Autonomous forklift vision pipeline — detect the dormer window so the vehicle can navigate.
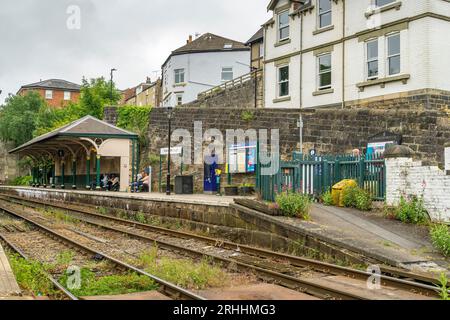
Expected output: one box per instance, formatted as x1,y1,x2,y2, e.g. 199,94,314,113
278,10,290,41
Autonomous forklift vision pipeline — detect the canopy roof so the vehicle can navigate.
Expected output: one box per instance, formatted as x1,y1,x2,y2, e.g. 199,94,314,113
9,115,138,155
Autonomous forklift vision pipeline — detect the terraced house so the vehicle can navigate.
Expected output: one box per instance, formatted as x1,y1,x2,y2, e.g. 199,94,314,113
263,0,450,109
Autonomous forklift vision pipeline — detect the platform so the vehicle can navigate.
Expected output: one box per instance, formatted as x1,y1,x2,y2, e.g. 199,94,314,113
0,243,21,298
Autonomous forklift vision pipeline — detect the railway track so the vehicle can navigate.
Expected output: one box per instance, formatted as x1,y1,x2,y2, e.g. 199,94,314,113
0,193,445,300
0,231,78,300
0,202,205,301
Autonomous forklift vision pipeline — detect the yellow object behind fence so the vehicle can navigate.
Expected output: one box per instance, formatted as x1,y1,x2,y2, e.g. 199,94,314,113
332,179,358,207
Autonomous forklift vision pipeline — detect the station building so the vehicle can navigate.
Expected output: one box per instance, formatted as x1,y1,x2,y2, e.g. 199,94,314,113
8,116,140,192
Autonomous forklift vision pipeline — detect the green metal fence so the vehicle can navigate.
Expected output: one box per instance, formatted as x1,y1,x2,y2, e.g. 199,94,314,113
257,153,386,202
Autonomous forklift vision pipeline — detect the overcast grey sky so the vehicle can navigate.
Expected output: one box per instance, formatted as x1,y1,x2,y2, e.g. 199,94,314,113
0,0,270,104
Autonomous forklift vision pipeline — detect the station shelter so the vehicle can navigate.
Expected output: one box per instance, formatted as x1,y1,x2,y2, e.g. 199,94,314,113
9,116,140,192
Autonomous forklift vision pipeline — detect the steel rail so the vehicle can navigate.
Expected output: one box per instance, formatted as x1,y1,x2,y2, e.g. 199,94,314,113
0,193,443,297
0,204,206,301
0,233,78,300
0,198,364,300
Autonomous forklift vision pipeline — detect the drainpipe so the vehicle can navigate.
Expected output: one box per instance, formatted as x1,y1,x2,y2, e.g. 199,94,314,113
341,0,346,109
300,11,303,109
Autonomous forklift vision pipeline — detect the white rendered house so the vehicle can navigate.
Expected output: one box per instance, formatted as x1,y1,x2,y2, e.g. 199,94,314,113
161,33,251,107
263,0,450,109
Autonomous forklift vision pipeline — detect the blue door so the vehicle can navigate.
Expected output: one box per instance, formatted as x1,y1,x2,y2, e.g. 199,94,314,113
204,155,218,193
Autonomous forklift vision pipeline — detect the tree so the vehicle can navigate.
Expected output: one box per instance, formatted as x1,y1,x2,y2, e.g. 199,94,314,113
79,77,121,119
0,91,46,147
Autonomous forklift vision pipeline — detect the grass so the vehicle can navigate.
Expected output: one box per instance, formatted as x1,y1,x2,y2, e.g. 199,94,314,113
438,273,450,301
7,253,56,297
275,192,312,220
385,196,429,224
321,191,334,206
59,268,158,297
137,245,228,290
430,224,450,257
42,208,80,224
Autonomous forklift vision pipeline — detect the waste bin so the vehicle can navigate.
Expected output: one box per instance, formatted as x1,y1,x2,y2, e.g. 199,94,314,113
175,176,194,195
332,179,357,207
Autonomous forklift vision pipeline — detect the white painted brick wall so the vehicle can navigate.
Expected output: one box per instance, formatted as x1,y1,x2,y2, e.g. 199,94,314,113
386,157,450,222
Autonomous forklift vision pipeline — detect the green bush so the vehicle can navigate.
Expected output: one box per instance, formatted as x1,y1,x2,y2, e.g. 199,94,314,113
321,191,334,206
430,224,450,257
395,196,429,224
275,192,312,220
342,186,372,211
11,176,32,186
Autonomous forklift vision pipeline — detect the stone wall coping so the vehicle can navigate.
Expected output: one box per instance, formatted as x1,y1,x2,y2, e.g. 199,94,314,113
0,186,233,208
384,145,416,159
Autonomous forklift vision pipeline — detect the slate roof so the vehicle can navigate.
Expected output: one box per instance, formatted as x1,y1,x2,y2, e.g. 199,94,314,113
20,79,81,92
163,33,249,66
9,116,138,154
246,28,264,45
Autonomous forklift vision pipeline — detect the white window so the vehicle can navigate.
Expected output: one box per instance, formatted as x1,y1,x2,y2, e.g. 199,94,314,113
176,94,183,106
224,43,233,50
318,53,332,90
259,42,264,58
45,90,53,100
221,67,234,82
174,69,185,84
277,65,289,97
318,0,332,29
387,33,400,75
375,0,395,7
278,11,290,41
366,39,379,80
64,91,71,101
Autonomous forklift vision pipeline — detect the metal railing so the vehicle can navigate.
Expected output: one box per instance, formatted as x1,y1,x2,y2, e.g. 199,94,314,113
198,69,262,99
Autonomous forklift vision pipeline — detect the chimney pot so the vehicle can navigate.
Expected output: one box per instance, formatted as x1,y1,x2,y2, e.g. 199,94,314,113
189,35,193,43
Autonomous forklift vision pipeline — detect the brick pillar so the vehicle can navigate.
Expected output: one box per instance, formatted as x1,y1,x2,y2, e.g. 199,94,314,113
445,142,450,176
384,145,416,206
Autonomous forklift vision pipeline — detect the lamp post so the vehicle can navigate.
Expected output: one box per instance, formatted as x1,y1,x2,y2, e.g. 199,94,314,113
166,106,174,196
110,68,117,103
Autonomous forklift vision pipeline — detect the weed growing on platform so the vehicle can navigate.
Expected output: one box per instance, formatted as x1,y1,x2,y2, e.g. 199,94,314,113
7,253,55,297
342,186,372,211
137,246,228,290
97,206,108,215
430,224,450,257
275,192,312,220
393,196,429,224
438,273,450,300
59,268,158,297
321,191,334,206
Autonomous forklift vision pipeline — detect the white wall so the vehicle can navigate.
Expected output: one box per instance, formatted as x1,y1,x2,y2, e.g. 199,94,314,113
263,0,450,109
162,50,250,107
386,157,450,223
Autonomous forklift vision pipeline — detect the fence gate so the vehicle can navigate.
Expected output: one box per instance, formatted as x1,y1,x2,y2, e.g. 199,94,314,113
257,153,386,202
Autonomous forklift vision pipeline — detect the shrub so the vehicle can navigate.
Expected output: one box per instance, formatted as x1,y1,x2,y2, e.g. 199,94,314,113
342,186,372,211
275,192,312,220
394,196,429,224
430,224,450,257
11,176,32,186
241,110,254,122
321,190,334,206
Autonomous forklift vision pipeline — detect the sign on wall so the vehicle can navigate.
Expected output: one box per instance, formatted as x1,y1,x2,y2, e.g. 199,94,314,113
160,147,183,156
228,142,257,174
367,132,402,156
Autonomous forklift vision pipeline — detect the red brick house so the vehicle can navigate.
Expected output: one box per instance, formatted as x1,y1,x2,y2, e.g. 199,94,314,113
17,79,81,108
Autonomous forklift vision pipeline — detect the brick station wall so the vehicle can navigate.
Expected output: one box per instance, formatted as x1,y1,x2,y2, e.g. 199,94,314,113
386,157,450,222
103,91,450,192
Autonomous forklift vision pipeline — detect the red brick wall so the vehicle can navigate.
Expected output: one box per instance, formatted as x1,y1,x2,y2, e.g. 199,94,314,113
20,88,80,108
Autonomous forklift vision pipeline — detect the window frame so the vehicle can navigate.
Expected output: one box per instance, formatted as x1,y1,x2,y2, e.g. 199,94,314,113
63,91,71,101
366,38,379,80
176,94,183,106
277,65,290,98
318,0,332,29
278,10,290,42
317,53,332,90
174,68,185,84
386,33,401,76
45,90,53,100
221,67,234,82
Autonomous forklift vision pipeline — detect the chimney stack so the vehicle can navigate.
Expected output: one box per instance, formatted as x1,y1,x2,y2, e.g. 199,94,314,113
187,35,193,44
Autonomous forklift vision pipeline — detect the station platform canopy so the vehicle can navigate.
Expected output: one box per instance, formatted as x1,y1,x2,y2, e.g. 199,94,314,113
9,115,140,192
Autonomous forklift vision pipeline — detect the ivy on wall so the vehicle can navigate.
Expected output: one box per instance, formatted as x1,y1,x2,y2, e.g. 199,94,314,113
116,105,152,148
